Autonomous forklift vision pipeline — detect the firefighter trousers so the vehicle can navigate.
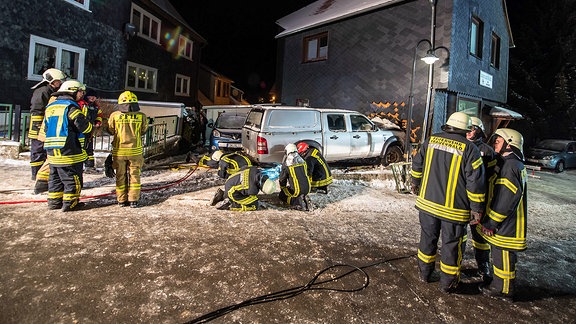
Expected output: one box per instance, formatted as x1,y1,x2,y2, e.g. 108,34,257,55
47,163,84,209
489,246,517,296
30,139,46,180
417,211,467,290
113,155,144,203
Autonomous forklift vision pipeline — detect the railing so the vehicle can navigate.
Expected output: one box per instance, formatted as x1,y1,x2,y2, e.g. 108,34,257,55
93,122,168,159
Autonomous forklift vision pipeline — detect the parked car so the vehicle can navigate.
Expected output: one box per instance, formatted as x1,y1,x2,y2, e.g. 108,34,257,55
242,105,403,165
208,111,248,152
525,139,576,172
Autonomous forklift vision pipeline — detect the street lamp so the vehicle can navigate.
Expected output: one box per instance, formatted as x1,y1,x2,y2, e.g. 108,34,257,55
404,40,450,161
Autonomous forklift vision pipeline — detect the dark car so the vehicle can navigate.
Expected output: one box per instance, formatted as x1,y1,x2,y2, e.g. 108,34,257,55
208,112,248,153
525,139,576,172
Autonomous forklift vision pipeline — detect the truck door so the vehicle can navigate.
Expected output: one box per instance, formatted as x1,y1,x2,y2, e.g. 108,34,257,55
324,113,351,160
349,114,373,158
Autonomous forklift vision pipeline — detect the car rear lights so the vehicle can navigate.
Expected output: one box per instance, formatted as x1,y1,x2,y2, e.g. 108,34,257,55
256,136,268,154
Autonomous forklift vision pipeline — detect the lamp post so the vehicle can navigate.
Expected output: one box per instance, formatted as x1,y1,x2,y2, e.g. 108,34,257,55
404,40,450,161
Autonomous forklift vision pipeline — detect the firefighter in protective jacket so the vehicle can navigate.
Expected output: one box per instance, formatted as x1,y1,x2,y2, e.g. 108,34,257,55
279,143,311,211
29,68,66,180
212,150,253,179
411,112,486,293
108,91,148,208
217,166,277,211
478,128,527,300
297,142,332,194
41,80,92,211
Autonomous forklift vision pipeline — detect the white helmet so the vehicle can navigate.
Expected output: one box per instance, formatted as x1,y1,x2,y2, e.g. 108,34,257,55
211,150,224,162
445,112,473,131
494,128,524,153
261,179,277,194
469,116,485,131
31,68,66,89
285,143,297,154
57,80,86,94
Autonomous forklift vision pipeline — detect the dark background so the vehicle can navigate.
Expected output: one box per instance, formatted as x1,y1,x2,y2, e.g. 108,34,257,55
171,0,576,144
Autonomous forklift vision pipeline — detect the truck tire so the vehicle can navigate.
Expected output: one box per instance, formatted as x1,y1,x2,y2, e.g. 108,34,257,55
382,145,403,166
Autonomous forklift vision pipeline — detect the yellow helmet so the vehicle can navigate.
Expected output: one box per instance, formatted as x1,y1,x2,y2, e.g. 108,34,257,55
261,179,277,194
469,116,485,131
445,112,473,131
58,80,86,93
494,128,524,153
118,91,138,104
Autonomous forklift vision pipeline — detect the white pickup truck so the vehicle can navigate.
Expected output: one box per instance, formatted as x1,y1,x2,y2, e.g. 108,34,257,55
241,105,404,165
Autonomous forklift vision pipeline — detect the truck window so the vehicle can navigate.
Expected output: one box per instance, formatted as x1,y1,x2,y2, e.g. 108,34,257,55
245,110,264,128
350,114,373,131
327,114,346,131
269,110,319,129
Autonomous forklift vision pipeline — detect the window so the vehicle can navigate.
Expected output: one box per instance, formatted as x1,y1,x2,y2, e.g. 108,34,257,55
469,16,483,58
175,74,190,96
131,4,161,43
327,114,346,131
27,35,86,81
64,0,90,11
303,32,328,62
457,98,480,116
490,32,501,69
350,114,373,131
178,36,194,60
126,61,157,92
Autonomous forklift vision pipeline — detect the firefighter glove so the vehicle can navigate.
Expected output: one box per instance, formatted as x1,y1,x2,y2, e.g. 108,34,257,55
470,210,483,225
480,225,494,236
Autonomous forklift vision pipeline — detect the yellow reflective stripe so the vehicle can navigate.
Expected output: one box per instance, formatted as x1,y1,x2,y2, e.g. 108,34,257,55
417,249,436,263
311,176,333,187
488,209,507,222
495,178,518,194
445,154,461,208
483,233,527,250
487,159,497,168
471,156,483,169
420,147,434,197
47,152,87,165
30,160,45,167
410,169,422,178
416,197,470,222
440,261,460,275
472,239,490,251
467,190,485,203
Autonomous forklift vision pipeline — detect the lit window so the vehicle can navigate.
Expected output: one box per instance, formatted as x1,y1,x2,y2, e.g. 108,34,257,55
469,16,483,58
27,35,86,81
64,0,90,11
303,32,328,63
175,74,190,96
178,36,194,60
126,61,157,92
457,98,480,116
131,4,161,44
490,32,501,69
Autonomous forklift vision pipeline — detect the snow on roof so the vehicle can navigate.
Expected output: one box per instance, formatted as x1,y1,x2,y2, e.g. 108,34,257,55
275,0,404,38
490,106,524,119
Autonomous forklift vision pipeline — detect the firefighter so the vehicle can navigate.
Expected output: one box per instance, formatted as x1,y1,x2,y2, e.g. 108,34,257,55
215,166,277,211
465,116,497,283
108,91,149,208
410,112,486,293
279,143,311,211
40,80,92,211
297,142,333,194
78,88,103,173
209,150,253,206
29,68,67,180
478,128,527,301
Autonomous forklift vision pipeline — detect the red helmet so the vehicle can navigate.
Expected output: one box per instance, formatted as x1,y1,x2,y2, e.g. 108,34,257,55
297,142,309,153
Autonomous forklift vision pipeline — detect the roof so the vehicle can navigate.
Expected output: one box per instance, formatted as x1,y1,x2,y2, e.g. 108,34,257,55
151,0,206,43
489,106,523,119
275,0,403,38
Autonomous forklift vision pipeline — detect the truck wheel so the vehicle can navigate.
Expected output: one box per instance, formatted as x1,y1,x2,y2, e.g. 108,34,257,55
382,145,403,166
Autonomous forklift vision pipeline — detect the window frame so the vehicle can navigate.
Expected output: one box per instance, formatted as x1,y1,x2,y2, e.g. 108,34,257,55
469,16,483,59
457,98,481,116
125,61,158,93
131,3,161,44
178,35,194,61
490,32,501,69
175,74,191,96
303,32,328,63
27,34,86,82
63,0,90,11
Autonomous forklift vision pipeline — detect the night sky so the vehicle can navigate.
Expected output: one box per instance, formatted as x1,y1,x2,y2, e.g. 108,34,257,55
170,1,316,102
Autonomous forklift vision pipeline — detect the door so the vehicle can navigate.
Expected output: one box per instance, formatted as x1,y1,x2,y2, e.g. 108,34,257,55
324,113,351,161
349,114,373,158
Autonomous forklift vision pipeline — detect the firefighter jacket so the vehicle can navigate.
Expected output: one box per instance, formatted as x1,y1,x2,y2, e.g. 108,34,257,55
301,147,333,187
411,132,486,223
475,139,497,179
108,110,148,157
78,99,103,125
224,166,262,206
28,83,56,140
478,154,528,251
279,153,311,196
41,97,92,166
218,152,252,179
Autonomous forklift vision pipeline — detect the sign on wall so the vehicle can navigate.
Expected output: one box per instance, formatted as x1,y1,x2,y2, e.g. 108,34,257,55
479,70,493,89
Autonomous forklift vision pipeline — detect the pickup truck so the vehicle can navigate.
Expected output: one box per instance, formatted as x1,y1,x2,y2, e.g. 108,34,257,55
241,105,404,165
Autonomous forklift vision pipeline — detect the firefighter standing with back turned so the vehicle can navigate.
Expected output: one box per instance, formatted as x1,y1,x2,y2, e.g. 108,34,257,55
410,112,486,293
108,91,148,208
41,80,92,212
478,128,527,301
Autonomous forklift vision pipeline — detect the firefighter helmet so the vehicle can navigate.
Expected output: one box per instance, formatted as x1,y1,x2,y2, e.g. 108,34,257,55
118,91,138,104
469,116,485,131
297,142,309,154
58,80,86,94
285,143,297,154
211,150,223,162
494,128,524,153
261,179,277,194
445,112,473,131
43,68,66,83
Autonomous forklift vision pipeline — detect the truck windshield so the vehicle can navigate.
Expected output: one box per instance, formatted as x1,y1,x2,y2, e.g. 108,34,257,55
215,114,247,129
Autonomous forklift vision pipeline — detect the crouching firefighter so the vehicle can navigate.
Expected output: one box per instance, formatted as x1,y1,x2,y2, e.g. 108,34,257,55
41,80,92,211
279,143,311,211
215,166,277,211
